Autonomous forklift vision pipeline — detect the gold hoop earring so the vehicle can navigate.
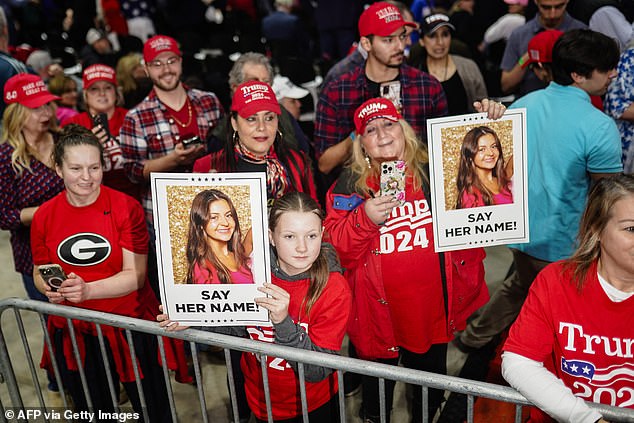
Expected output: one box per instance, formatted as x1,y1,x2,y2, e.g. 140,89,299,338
277,130,283,141
232,131,239,145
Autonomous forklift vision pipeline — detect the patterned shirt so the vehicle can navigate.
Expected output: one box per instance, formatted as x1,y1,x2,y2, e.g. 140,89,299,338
605,47,634,174
314,63,447,158
0,140,64,275
119,87,224,228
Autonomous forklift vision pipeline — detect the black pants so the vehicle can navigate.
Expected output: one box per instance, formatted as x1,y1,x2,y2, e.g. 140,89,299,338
53,329,173,423
361,343,448,423
255,393,340,423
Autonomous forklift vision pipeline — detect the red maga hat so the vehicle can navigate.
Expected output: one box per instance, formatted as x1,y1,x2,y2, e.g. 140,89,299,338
143,35,181,63
358,2,416,37
231,81,281,118
83,64,117,90
3,73,60,108
354,97,402,134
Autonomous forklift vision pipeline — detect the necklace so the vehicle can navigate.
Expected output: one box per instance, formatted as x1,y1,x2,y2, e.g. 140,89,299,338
169,98,192,128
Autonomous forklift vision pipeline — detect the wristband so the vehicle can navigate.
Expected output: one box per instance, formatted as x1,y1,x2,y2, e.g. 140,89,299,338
518,56,527,67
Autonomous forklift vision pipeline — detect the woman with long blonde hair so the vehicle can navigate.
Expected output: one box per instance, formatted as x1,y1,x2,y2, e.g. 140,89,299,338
0,73,64,301
325,97,489,422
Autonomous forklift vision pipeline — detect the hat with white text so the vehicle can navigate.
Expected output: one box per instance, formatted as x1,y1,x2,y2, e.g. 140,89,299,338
83,64,117,89
358,2,416,37
3,73,60,108
231,80,281,118
143,35,181,63
354,97,402,134
420,13,455,36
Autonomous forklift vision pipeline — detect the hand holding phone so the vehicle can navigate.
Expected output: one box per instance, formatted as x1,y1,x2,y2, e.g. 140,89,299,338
181,135,204,149
38,264,67,292
92,112,113,140
380,160,406,205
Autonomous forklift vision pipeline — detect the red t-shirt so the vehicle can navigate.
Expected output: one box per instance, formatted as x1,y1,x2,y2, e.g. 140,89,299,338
377,178,447,353
241,271,351,420
63,108,141,200
31,186,150,316
504,261,634,413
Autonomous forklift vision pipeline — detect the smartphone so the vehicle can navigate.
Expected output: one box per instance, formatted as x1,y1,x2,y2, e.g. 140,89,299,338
38,264,67,292
181,135,204,148
380,81,402,114
380,160,406,205
92,112,112,140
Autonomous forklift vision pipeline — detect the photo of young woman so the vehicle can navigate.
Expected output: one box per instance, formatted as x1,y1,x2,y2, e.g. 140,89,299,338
456,126,514,209
185,189,254,284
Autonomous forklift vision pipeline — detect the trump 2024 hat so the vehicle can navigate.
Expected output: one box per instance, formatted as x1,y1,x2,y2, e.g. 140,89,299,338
231,81,281,118
143,35,181,63
358,2,416,37
3,73,60,108
354,97,402,134
83,64,117,90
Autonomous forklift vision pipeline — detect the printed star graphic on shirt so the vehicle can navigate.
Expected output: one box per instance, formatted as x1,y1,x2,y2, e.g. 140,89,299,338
582,366,591,375
570,364,578,373
563,361,568,369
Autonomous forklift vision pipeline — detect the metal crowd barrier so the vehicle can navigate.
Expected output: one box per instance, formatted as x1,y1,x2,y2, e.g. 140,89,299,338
0,298,632,423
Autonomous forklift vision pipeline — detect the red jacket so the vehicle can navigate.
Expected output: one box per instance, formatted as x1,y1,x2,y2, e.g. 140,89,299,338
324,169,488,360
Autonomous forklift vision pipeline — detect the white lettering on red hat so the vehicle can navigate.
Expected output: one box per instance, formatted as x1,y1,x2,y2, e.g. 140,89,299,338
149,37,174,53
358,101,389,119
5,90,17,101
376,6,401,24
23,80,46,96
241,83,270,95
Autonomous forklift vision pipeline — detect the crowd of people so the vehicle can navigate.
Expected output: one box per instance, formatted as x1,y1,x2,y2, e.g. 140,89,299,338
1,0,634,422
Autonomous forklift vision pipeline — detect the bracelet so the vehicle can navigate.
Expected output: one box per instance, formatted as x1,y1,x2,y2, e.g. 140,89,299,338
518,56,527,67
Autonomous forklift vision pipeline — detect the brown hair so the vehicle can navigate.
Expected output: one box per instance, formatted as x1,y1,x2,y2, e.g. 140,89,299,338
269,191,335,318
566,174,634,289
186,189,248,284
456,126,511,208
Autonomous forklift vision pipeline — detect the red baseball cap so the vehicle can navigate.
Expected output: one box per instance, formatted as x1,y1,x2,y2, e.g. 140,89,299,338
231,81,281,118
354,98,402,134
83,64,117,90
358,2,416,37
143,35,181,63
3,73,60,108
523,29,564,69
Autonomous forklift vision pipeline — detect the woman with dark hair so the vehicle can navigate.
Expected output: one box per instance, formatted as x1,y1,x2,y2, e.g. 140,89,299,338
193,81,316,205
502,174,634,422
456,125,513,209
186,189,253,284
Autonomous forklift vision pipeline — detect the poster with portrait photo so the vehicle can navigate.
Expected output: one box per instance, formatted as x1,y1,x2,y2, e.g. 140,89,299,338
426,109,529,252
151,172,270,326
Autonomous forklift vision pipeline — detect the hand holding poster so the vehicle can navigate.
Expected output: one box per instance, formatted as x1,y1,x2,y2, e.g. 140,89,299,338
151,172,270,326
426,109,529,252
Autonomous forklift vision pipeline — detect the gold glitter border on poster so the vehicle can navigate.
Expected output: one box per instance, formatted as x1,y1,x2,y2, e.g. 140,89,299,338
166,185,252,284
440,120,514,211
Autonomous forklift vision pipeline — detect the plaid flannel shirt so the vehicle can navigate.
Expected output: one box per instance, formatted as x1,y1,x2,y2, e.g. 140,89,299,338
314,63,448,158
119,87,224,227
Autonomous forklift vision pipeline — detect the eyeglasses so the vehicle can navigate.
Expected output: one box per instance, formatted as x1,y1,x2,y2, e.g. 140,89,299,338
146,56,181,69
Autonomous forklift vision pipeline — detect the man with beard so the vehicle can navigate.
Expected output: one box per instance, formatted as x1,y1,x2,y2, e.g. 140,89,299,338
119,34,224,293
314,2,445,178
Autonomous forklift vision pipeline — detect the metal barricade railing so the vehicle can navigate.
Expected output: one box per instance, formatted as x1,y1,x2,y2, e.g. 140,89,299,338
0,297,632,423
